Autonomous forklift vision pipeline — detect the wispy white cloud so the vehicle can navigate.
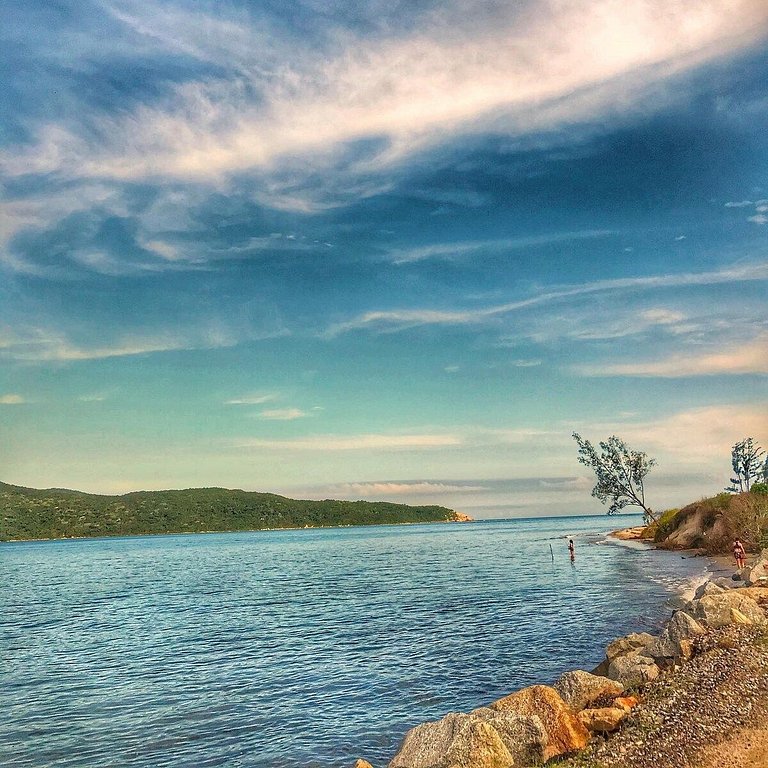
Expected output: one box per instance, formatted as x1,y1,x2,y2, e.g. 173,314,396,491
585,403,768,464
0,393,25,405
0,327,241,362
256,407,308,421
0,184,129,274
511,359,543,368
3,0,766,191
328,481,488,497
724,198,768,225
577,333,768,377
235,433,463,451
326,261,768,336
565,306,693,341
387,230,614,264
225,393,278,405
78,393,108,402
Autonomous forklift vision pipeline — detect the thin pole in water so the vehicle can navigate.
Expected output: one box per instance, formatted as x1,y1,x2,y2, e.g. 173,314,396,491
549,543,554,561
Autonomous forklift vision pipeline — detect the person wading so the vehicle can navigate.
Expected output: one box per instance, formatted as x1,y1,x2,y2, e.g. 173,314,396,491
733,539,746,570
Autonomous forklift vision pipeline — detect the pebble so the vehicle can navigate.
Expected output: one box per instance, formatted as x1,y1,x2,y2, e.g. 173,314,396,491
556,615,768,768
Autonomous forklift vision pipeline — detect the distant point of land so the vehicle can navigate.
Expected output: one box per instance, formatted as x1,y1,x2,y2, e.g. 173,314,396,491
0,481,472,542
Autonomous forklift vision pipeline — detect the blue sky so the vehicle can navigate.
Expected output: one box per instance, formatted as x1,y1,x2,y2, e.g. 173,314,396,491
1,0,767,517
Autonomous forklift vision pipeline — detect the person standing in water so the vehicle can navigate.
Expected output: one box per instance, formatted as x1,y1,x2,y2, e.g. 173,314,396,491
733,539,746,570
568,538,575,560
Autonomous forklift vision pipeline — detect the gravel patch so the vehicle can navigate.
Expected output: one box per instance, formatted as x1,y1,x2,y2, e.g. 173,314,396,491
554,622,768,768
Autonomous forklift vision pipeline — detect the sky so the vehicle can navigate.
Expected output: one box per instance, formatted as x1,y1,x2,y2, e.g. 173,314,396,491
1,0,767,518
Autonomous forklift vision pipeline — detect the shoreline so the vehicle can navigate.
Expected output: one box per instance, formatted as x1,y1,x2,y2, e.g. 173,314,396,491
609,525,752,571
0,515,474,544
365,533,768,768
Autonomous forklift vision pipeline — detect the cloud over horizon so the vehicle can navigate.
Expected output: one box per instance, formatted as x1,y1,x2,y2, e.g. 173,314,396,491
1,0,767,512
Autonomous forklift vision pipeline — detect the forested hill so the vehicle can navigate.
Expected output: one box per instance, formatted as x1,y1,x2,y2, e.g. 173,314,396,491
0,481,465,541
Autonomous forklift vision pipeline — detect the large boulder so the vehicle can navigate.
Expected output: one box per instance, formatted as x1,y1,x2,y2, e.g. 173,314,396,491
692,592,765,628
553,670,624,712
693,581,726,600
471,708,548,766
607,651,660,688
745,550,768,585
577,706,628,734
713,577,742,590
645,611,705,662
732,587,768,602
605,633,656,663
388,712,514,768
489,685,590,760
353,761,375,768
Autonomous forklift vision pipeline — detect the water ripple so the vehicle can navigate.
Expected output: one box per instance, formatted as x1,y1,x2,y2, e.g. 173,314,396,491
1,517,710,767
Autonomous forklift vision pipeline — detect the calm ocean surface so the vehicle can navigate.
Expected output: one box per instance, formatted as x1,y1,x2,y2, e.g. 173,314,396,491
1,516,715,768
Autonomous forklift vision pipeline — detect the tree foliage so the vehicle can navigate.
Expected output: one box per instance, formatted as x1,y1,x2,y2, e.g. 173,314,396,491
572,433,657,522
726,437,765,493
0,482,459,541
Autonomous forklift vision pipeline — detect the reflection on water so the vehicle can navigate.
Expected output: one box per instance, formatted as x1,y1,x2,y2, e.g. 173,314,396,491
0,516,711,767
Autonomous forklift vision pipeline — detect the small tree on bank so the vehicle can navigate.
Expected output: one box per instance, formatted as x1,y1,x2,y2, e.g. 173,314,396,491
572,433,658,523
726,437,765,493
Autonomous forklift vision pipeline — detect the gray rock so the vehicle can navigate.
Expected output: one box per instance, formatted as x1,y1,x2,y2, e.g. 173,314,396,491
388,712,510,768
472,708,548,766
645,611,705,661
745,549,768,585
693,581,726,600
692,591,765,628
388,709,547,768
605,633,656,663
607,651,661,688
553,670,624,712
713,577,741,589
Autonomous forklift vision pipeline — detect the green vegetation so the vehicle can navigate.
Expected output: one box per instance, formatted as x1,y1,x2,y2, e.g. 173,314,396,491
645,507,679,542
572,432,657,522
0,481,462,541
648,487,768,554
725,436,765,493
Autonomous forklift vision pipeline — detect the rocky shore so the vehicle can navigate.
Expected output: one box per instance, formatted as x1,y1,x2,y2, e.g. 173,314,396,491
351,549,768,768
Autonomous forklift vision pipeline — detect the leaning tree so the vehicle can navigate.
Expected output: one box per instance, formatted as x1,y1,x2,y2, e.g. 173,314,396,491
726,437,765,493
572,433,658,523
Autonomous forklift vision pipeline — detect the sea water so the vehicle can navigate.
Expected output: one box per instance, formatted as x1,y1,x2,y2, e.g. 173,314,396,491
0,515,715,767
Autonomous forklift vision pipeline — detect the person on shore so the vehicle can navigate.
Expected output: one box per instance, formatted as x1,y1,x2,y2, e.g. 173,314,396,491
568,538,575,560
733,539,746,570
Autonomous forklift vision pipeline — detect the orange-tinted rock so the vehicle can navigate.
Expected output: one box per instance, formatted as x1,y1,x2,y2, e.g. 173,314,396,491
678,639,695,660
553,670,624,712
489,685,590,760
577,706,627,733
613,695,639,712
353,761,375,768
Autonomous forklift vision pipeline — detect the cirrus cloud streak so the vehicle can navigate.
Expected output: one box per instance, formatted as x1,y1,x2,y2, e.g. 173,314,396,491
3,0,767,188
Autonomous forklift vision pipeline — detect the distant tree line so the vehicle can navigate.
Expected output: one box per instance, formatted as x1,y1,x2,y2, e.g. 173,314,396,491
0,482,460,541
